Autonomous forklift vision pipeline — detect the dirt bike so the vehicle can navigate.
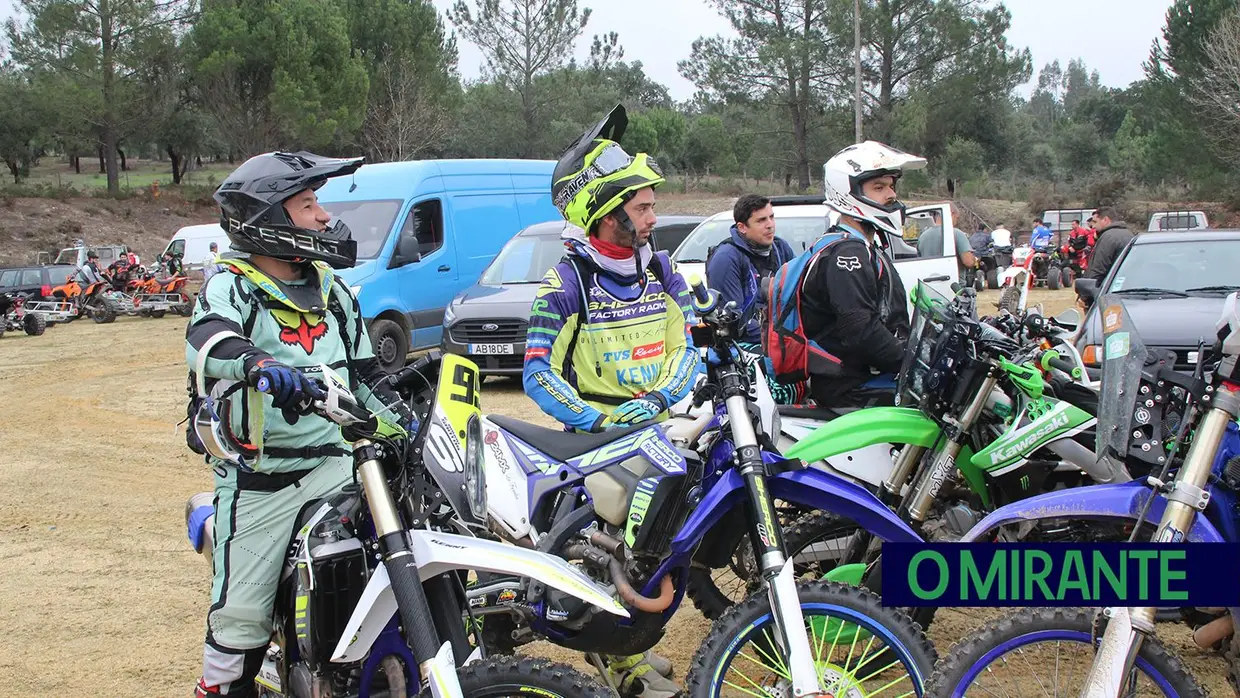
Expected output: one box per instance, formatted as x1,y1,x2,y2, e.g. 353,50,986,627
454,284,937,697
997,244,1058,314
724,283,1129,630
0,292,48,338
925,293,1240,698
183,353,624,697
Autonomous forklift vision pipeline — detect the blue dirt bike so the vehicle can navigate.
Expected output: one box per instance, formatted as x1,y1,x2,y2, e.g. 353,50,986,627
455,284,937,697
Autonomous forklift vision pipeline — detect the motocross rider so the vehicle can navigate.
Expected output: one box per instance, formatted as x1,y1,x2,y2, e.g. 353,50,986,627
523,104,701,697
803,140,925,406
187,151,411,698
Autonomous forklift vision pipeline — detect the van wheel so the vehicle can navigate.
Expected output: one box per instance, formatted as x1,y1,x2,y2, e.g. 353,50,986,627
370,319,408,374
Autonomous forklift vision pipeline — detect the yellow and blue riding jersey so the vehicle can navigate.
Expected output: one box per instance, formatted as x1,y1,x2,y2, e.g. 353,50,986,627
522,250,702,432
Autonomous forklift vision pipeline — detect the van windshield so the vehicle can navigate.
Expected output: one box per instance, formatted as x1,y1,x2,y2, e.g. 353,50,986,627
321,199,403,263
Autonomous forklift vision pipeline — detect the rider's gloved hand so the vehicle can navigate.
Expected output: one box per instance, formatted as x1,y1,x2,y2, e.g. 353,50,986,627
608,393,667,428
343,413,408,443
247,358,325,411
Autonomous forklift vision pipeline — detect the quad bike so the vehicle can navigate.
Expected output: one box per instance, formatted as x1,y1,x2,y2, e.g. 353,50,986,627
0,292,48,338
49,273,118,323
184,355,622,698
996,244,1057,314
1050,235,1092,289
129,270,193,318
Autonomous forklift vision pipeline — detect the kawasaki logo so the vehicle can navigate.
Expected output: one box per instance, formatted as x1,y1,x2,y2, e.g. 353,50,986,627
990,411,1071,465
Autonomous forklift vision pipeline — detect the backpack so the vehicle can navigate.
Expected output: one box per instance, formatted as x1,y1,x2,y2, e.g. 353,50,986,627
763,231,854,383
183,272,358,456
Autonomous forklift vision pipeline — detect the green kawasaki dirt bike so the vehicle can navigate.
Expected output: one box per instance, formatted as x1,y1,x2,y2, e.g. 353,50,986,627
700,283,1133,626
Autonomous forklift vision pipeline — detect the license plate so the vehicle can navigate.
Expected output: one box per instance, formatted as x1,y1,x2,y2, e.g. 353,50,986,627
469,343,514,355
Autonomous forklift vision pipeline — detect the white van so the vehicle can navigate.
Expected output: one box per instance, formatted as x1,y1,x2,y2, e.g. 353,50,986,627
164,224,229,272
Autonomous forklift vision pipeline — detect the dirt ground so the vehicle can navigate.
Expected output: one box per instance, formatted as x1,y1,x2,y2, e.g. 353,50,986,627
0,288,1231,697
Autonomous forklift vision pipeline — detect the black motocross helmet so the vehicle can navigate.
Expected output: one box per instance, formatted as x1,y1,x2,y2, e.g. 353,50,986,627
214,151,364,269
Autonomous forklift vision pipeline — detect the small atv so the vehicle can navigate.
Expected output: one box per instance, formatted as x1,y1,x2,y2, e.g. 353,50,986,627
0,292,49,338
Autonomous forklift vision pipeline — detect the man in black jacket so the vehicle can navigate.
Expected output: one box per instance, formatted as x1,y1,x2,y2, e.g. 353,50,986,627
801,141,927,406
1086,206,1133,282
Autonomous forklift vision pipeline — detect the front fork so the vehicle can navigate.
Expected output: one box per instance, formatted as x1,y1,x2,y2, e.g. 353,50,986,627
1080,384,1240,698
719,364,821,696
355,440,465,698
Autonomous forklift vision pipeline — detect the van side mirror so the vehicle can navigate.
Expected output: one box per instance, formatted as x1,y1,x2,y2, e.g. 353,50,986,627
390,234,422,269
1074,278,1098,305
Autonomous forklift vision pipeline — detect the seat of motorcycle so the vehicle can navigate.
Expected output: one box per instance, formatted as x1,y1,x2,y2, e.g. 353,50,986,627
487,415,651,462
776,405,858,421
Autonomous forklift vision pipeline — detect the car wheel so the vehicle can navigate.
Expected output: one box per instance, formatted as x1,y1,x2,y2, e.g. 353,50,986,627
370,319,408,374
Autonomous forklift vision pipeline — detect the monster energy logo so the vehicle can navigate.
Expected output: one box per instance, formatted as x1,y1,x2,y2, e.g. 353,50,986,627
1020,474,1030,490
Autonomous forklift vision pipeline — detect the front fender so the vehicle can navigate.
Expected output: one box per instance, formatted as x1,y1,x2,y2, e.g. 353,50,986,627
784,407,940,462
665,467,921,573
331,530,628,663
960,481,1225,543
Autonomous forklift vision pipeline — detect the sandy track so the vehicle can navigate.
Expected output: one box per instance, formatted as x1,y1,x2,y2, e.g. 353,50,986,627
0,290,1229,696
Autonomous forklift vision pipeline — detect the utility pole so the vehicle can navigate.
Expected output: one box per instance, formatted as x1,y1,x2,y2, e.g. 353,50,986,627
854,0,863,143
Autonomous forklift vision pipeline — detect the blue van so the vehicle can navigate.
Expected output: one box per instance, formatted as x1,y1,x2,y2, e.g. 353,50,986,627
318,159,559,372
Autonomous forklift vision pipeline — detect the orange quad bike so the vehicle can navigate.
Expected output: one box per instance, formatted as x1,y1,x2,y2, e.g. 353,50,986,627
50,274,118,324
131,271,193,318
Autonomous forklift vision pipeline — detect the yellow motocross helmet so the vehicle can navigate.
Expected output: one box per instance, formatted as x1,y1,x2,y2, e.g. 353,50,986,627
551,104,666,232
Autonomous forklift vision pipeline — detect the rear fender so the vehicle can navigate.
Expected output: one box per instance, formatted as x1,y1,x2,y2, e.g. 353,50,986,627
960,482,1225,543
331,530,628,663
784,407,939,462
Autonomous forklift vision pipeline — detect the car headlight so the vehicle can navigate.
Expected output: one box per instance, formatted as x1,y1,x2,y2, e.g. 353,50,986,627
463,414,487,521
443,303,458,326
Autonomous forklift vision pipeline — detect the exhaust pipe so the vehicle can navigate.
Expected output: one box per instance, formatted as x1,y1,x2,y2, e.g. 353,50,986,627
185,492,216,568
1193,614,1235,649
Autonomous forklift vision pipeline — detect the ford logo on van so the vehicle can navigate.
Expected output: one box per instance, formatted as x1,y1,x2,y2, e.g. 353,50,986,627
481,323,500,332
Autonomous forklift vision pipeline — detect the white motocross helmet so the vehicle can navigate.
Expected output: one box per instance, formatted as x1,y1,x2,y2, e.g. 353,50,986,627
823,141,927,237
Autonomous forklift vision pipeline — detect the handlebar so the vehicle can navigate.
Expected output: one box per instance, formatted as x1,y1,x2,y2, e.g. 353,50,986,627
1039,350,1083,379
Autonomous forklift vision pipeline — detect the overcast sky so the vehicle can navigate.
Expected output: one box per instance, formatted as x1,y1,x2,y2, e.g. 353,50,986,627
2,0,1173,99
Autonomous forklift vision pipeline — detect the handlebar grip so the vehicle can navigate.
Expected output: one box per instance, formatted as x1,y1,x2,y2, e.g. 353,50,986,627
692,281,711,307
256,376,270,393
1049,356,1082,378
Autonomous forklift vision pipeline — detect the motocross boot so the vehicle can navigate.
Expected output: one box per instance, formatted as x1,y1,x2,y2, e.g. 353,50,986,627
606,653,684,697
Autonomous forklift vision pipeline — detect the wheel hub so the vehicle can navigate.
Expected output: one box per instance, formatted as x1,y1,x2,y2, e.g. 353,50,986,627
377,335,397,364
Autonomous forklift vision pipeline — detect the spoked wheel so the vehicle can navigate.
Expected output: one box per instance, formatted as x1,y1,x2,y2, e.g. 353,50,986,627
686,505,854,620
926,608,1206,698
423,655,612,697
688,582,937,698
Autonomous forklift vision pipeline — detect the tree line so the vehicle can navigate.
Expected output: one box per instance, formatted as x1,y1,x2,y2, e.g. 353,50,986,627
1,0,1238,205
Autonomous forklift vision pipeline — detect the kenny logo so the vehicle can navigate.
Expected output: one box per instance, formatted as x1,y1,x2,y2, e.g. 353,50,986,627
989,411,1072,465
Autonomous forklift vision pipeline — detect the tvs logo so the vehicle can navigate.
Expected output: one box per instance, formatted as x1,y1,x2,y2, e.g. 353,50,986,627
633,341,664,360
277,315,329,353
481,322,499,332
836,256,862,272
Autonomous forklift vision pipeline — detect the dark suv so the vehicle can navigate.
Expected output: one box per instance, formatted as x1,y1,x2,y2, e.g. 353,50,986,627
0,265,81,299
